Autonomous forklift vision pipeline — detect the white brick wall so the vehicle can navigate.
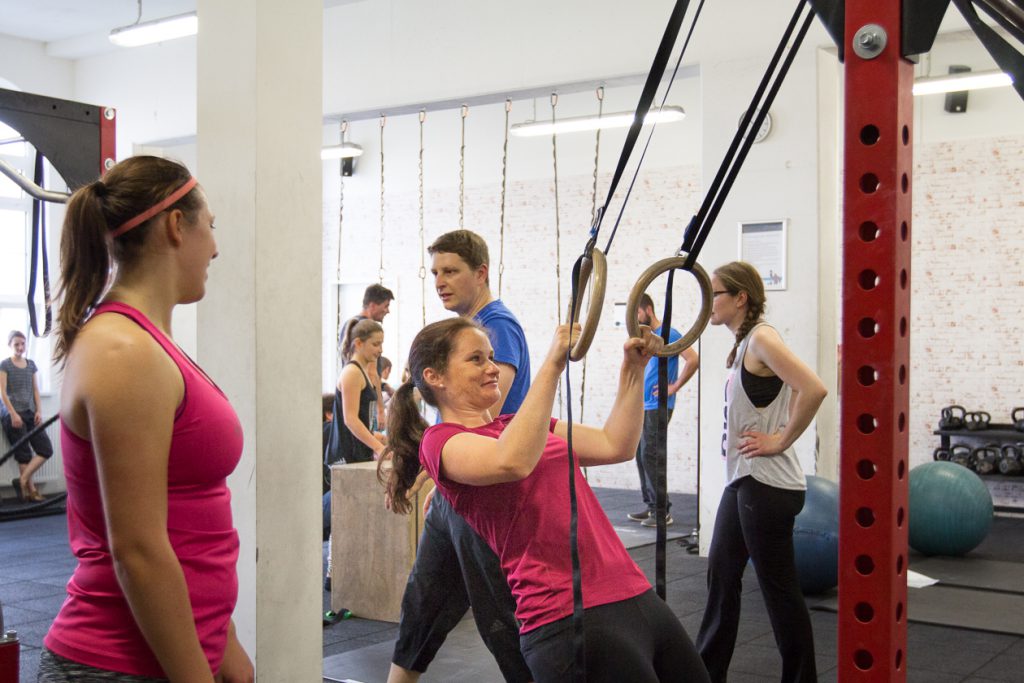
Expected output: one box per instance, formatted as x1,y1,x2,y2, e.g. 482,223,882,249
910,135,1024,466
323,128,1024,495
326,163,706,494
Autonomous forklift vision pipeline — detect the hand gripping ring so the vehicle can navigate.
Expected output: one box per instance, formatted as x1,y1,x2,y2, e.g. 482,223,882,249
625,255,713,357
566,248,607,362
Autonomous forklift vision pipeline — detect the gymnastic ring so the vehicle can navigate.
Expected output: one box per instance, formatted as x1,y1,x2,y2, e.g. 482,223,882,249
567,248,607,362
625,255,712,358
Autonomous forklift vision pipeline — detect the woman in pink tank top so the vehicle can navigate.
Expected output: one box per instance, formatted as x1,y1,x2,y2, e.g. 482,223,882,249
40,157,253,682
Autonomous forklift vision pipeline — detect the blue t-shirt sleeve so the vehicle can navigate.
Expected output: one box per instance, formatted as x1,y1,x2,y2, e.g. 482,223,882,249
487,316,527,372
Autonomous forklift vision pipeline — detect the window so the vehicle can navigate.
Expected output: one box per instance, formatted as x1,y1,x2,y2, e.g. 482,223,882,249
0,120,53,393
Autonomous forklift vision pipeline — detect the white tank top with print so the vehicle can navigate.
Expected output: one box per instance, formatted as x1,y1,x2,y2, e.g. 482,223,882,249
721,322,806,490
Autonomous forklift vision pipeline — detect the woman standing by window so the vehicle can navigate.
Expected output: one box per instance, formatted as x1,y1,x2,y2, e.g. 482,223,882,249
1,329,54,501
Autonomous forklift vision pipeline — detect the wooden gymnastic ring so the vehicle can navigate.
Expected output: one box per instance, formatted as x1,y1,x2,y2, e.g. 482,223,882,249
567,248,607,362
625,256,712,357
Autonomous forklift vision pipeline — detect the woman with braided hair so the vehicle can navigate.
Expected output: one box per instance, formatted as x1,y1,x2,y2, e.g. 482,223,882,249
695,261,827,683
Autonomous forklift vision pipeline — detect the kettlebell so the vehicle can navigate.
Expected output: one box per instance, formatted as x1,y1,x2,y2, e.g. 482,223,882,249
964,410,991,431
933,446,951,461
939,405,967,430
1012,407,1024,432
999,444,1022,475
971,444,1000,475
949,444,973,468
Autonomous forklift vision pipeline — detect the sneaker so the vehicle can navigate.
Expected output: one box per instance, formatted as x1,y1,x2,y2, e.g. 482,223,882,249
627,509,652,522
323,608,352,626
642,514,673,528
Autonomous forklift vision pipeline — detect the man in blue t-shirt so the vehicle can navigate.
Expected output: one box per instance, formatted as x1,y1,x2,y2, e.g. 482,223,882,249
428,231,530,413
389,230,533,683
627,292,699,527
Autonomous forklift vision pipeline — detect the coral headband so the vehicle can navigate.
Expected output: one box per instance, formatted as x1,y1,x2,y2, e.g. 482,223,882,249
109,177,198,239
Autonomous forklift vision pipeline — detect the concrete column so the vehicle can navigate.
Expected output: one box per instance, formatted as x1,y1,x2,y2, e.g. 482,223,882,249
196,0,323,679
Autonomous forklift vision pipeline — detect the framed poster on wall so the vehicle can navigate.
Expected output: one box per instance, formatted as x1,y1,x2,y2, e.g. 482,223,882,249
739,219,787,291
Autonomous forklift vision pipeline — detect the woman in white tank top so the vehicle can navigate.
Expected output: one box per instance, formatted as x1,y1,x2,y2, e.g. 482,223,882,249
695,261,827,683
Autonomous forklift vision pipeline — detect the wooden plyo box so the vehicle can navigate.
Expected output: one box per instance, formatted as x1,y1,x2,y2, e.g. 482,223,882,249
330,461,432,622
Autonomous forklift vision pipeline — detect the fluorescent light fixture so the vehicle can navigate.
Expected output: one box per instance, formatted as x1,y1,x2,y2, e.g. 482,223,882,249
320,142,364,160
510,105,686,137
913,70,1012,96
110,12,198,47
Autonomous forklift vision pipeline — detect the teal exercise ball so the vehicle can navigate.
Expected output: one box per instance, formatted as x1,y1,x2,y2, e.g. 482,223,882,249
792,475,840,594
909,461,993,556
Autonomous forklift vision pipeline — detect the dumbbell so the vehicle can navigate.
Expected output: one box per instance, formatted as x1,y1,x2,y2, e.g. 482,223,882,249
999,444,1022,475
1012,408,1024,433
939,405,967,430
970,444,1000,475
949,444,973,468
964,411,991,431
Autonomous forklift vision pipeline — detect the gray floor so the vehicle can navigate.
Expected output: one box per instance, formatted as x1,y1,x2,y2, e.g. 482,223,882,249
3,488,1023,682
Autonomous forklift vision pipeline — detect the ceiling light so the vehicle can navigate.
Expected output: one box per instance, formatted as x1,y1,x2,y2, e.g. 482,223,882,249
320,142,364,160
510,105,686,137
913,70,1012,96
110,12,198,47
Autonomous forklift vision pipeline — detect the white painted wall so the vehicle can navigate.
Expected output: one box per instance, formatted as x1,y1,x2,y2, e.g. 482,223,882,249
0,33,74,97
73,38,197,158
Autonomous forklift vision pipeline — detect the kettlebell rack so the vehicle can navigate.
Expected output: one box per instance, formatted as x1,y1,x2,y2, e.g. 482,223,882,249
934,406,1024,512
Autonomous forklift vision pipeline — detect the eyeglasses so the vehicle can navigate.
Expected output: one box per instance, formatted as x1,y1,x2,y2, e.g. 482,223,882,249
712,290,732,297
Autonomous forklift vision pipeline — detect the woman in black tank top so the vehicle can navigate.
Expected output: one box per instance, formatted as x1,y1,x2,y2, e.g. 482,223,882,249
324,319,387,590
327,319,386,465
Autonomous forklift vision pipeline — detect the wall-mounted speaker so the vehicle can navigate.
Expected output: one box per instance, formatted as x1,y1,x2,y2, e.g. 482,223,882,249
944,65,971,114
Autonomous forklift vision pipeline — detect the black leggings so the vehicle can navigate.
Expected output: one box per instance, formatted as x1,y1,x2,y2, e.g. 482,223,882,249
520,590,709,683
696,476,816,683
391,492,531,682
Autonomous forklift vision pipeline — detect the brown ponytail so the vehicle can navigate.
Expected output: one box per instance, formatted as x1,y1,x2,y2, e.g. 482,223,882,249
377,382,429,514
377,316,484,514
714,261,767,368
54,156,201,364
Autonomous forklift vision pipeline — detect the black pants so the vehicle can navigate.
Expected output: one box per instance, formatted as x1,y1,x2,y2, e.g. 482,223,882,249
636,408,673,513
696,476,816,683
2,410,53,464
391,491,532,683
520,589,709,683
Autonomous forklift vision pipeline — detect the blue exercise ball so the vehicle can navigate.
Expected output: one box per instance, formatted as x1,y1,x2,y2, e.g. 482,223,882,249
909,461,992,556
792,475,840,594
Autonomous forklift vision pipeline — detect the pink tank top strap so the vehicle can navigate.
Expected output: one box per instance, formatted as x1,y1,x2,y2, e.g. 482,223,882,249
91,301,206,376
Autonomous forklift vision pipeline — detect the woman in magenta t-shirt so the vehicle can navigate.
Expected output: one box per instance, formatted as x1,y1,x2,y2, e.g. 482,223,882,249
382,317,709,683
41,157,252,682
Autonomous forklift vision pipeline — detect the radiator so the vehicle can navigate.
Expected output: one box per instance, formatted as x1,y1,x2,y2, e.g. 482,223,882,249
0,415,65,495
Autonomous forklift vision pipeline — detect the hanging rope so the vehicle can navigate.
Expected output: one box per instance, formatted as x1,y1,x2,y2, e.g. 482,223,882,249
459,104,468,229
378,113,386,284
579,86,604,423
498,99,511,298
590,87,605,226
418,109,427,328
335,120,348,355
560,3,699,679
551,92,564,418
